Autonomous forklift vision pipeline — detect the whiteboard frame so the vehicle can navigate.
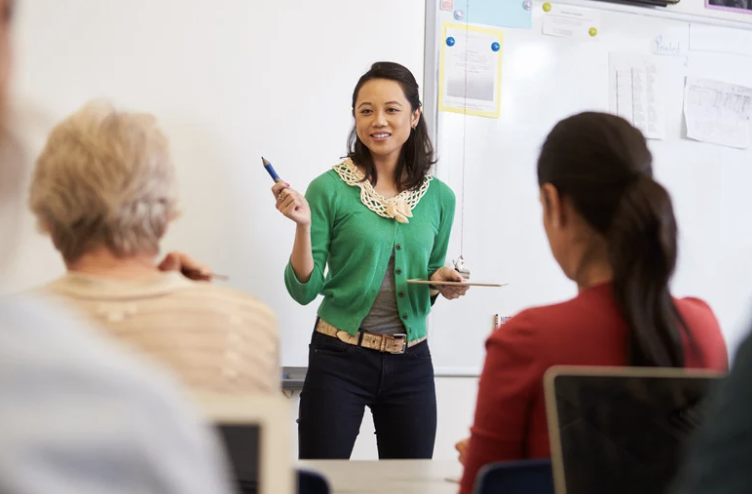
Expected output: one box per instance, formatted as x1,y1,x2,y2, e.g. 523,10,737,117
422,0,752,377
424,0,441,163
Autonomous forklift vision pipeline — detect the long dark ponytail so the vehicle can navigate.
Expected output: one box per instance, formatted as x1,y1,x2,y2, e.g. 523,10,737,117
538,112,690,367
347,61,435,192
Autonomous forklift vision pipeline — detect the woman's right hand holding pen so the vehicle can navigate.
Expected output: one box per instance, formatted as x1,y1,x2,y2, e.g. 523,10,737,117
272,182,314,283
272,182,311,226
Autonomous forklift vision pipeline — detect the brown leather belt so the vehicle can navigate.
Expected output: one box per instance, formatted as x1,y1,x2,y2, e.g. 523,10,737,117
315,319,426,355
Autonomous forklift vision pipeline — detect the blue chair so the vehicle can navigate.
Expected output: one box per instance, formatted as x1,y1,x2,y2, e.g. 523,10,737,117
473,459,554,494
297,469,330,494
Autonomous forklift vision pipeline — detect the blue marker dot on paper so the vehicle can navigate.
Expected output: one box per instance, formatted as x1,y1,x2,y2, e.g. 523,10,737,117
491,42,500,52
446,36,456,47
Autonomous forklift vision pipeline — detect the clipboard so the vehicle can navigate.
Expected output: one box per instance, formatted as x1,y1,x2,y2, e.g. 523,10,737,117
407,280,506,288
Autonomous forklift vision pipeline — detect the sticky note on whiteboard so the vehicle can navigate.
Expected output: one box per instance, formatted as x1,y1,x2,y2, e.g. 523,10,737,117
453,0,533,30
542,4,601,39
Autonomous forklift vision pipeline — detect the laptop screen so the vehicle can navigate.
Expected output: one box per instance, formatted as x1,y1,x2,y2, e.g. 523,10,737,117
215,424,261,494
550,372,722,494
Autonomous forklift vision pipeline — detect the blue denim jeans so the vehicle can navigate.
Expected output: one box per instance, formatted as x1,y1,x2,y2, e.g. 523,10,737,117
298,329,437,459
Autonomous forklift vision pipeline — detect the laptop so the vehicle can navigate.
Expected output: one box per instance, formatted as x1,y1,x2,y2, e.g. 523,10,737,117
544,366,724,494
193,394,294,494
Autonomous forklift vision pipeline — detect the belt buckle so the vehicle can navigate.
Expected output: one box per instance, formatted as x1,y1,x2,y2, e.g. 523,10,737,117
386,333,407,355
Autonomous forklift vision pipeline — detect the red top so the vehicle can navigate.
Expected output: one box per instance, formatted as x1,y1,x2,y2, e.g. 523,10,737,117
459,283,728,494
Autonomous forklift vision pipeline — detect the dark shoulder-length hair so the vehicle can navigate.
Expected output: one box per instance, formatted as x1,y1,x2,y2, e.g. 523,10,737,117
347,61,435,192
538,112,692,368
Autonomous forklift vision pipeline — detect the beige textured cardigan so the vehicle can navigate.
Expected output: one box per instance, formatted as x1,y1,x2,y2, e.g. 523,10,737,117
41,271,279,394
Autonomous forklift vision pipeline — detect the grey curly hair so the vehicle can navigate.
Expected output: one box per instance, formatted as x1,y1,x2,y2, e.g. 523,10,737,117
29,101,179,262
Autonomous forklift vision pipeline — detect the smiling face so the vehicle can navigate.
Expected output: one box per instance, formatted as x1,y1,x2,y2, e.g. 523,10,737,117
354,78,420,164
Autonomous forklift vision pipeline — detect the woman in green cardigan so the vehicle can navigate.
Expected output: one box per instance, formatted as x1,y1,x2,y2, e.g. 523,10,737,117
272,61,467,459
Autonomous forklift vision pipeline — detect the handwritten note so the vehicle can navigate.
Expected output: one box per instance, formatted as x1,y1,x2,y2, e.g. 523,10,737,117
653,34,685,57
609,53,665,140
684,78,752,149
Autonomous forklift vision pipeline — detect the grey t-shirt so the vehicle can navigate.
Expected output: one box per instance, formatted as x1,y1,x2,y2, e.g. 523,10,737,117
360,254,405,335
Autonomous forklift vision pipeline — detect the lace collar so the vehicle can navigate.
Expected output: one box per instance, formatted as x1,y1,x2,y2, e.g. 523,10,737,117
333,158,432,223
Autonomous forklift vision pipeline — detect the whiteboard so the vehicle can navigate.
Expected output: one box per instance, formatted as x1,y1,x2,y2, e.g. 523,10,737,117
7,0,426,368
424,0,752,374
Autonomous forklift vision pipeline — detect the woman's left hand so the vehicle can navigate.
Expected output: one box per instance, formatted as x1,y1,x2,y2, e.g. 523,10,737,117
455,437,470,465
430,266,469,300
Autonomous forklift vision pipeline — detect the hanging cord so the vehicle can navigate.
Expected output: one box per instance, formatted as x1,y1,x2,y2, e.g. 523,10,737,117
460,0,470,261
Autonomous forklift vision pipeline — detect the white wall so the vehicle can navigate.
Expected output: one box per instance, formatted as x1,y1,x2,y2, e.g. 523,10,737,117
6,0,426,370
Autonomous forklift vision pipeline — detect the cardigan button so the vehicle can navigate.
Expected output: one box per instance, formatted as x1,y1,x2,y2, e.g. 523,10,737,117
402,314,408,320
396,244,402,250
398,291,405,297
396,269,402,275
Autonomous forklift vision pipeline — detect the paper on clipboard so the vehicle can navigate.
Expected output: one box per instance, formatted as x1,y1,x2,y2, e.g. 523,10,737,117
407,280,505,288
439,23,504,119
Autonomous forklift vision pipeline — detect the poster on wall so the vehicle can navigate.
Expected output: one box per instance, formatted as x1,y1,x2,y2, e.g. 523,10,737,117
438,23,504,119
706,0,752,15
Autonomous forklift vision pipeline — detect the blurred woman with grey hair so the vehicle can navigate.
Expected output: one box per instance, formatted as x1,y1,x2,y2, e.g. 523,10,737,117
31,101,279,395
0,2,235,493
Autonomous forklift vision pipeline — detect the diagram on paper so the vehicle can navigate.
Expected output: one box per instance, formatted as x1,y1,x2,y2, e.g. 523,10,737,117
608,53,665,140
683,77,752,149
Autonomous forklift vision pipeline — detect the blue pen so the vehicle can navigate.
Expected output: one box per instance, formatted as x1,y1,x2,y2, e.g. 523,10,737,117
262,157,284,183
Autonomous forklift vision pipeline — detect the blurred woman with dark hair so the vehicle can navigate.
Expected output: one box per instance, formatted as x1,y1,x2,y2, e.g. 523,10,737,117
457,112,728,494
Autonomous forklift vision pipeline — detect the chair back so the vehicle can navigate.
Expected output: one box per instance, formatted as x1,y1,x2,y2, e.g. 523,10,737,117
297,469,330,494
473,459,554,494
